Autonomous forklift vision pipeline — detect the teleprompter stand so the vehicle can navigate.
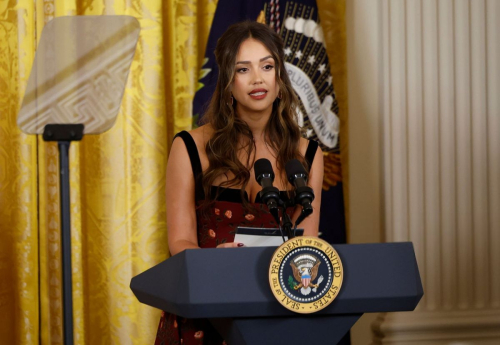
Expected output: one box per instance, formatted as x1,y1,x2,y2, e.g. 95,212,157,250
131,242,423,344
17,16,141,344
42,124,84,345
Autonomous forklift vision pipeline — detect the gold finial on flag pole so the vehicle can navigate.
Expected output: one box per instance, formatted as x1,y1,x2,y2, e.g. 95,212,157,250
256,10,266,24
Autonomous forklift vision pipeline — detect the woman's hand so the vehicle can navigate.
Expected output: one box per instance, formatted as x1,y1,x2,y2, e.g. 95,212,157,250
216,242,245,248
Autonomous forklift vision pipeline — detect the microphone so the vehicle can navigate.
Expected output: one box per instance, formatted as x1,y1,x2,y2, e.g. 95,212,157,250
254,158,281,224
285,159,315,226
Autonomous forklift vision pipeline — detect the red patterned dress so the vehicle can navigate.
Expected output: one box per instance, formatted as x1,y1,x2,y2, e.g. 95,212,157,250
154,131,318,345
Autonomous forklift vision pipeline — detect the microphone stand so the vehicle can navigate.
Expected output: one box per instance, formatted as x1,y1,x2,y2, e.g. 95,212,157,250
280,200,296,240
270,207,286,243
281,210,294,240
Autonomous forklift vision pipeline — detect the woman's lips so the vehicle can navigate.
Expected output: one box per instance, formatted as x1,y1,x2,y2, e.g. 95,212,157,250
249,89,268,100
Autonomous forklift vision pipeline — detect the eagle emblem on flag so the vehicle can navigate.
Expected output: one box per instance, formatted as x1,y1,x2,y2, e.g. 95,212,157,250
290,254,324,296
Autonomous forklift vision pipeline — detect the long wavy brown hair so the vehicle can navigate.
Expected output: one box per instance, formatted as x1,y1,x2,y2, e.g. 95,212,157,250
201,21,306,208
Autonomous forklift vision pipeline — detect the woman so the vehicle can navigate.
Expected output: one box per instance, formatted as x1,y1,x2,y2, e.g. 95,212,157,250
155,21,324,344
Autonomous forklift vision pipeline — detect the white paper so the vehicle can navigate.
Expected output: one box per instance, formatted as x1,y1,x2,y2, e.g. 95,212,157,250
233,233,286,247
234,227,304,247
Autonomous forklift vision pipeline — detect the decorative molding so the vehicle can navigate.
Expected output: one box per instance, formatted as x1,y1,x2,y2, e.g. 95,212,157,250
372,310,500,344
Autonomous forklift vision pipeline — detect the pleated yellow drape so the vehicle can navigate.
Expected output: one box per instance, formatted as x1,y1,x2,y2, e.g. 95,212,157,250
0,1,39,344
0,1,345,344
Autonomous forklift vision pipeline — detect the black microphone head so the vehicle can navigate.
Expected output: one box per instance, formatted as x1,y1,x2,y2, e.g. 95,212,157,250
254,158,275,184
285,159,307,183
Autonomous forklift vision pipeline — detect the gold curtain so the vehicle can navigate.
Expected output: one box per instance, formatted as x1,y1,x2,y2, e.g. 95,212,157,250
0,0,345,344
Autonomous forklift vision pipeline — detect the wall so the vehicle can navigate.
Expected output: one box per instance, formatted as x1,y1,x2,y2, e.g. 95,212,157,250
347,0,500,343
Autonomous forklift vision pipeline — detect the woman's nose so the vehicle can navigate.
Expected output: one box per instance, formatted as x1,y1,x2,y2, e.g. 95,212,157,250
252,70,263,84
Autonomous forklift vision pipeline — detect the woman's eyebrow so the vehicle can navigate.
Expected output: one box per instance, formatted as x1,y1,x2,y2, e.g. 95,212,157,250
235,55,274,65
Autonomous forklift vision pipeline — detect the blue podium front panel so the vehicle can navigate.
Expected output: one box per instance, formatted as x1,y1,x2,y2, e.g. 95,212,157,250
131,242,423,319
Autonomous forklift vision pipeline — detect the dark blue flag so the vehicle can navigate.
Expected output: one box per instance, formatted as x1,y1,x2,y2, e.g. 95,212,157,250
193,0,347,247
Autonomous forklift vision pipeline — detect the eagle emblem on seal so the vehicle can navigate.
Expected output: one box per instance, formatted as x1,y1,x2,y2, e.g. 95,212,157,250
290,254,324,296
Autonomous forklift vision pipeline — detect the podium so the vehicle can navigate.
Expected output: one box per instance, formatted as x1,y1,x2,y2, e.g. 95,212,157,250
131,242,423,344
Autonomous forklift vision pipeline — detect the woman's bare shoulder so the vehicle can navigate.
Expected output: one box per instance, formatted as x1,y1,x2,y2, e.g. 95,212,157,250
181,125,214,168
299,136,323,152
186,124,214,148
299,136,310,154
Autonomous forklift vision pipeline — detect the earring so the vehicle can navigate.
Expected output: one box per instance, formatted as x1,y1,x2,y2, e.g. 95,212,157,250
231,95,234,105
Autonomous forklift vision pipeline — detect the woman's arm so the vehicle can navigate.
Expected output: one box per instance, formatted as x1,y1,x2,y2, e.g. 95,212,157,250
292,145,324,237
166,134,244,254
166,137,200,255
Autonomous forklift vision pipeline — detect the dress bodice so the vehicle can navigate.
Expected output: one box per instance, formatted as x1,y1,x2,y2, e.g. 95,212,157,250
174,130,318,248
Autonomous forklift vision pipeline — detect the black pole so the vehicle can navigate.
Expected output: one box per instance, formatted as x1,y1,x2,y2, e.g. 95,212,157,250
43,124,84,345
58,141,74,345
281,210,294,240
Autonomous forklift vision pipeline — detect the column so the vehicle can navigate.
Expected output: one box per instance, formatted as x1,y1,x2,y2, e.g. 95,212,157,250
372,0,500,343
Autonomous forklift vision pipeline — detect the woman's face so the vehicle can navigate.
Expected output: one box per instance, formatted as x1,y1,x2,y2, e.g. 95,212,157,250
231,38,279,115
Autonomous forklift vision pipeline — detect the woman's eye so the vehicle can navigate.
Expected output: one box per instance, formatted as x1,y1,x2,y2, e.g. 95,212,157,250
236,68,248,73
263,64,274,70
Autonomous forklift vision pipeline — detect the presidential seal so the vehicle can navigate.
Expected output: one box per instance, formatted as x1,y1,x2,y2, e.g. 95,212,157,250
269,236,343,314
